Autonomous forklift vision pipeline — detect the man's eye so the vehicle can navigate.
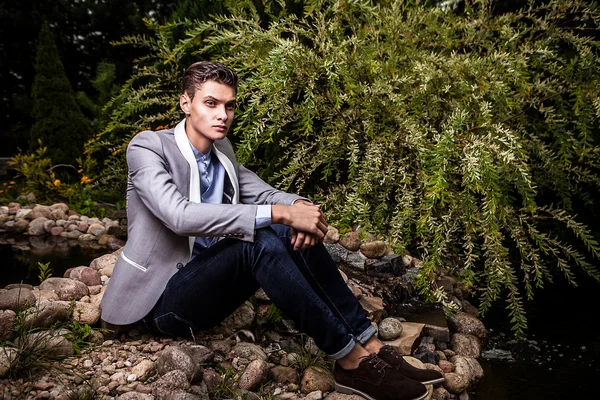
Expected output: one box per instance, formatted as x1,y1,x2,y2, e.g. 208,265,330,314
206,100,215,106
226,104,236,111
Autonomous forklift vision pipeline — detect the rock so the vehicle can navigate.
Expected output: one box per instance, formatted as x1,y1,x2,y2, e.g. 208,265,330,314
450,313,487,342
358,296,383,322
432,386,452,400
156,346,199,381
306,391,323,400
43,219,56,233
271,365,298,384
382,322,426,355
50,226,65,236
0,309,17,341
32,205,52,220
90,253,119,271
15,208,33,220
0,347,18,378
50,203,69,213
72,301,102,325
378,317,404,340
300,366,335,393
88,223,106,236
16,331,74,358
230,342,267,362
188,345,214,365
339,231,361,251
4,283,34,291
13,219,29,233
39,278,89,301
345,252,366,270
77,221,89,232
450,333,482,359
439,360,454,373
444,356,483,394
67,230,83,239
238,359,270,391
23,300,70,329
152,369,190,398
202,369,223,391
324,226,340,244
78,233,96,241
220,301,255,330
0,287,36,311
32,289,60,302
324,393,364,400
359,241,387,259
27,217,49,235
365,254,406,277
116,393,154,400
66,266,102,286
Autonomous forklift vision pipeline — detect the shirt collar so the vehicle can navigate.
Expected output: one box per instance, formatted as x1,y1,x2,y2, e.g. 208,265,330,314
188,140,212,163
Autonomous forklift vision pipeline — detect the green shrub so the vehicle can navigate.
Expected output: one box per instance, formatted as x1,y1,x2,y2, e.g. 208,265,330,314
95,0,600,337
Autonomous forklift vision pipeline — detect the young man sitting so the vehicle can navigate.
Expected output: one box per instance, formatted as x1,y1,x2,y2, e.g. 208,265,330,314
101,61,443,400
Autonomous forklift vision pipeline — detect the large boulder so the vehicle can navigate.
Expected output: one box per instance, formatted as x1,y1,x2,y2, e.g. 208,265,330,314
0,287,36,311
39,278,89,301
27,217,49,235
301,366,335,393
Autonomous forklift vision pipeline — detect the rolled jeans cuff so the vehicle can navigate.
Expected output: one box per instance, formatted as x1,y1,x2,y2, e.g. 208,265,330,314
356,323,377,345
327,324,378,360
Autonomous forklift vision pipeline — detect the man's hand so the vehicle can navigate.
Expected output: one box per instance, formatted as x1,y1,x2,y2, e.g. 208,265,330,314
272,200,328,250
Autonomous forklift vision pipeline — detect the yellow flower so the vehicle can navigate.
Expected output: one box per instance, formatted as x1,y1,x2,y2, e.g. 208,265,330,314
0,190,4,194
53,179,61,187
77,169,83,173
9,181,15,185
80,176,92,185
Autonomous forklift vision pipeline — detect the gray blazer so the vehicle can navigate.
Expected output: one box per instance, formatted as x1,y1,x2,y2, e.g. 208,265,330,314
101,119,304,325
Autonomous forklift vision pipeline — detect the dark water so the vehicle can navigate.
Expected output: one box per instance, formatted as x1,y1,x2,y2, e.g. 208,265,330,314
473,276,600,400
0,235,109,287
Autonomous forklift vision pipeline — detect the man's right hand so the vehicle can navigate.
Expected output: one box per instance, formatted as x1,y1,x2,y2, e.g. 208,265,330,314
272,201,328,241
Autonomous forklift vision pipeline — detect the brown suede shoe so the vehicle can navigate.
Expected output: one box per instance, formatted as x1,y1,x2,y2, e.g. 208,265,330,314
333,353,428,400
377,345,444,385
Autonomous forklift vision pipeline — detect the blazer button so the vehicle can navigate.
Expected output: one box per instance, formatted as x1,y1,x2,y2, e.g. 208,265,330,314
176,262,184,269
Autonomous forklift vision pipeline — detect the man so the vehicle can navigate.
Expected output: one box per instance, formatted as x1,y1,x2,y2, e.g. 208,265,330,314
101,61,442,400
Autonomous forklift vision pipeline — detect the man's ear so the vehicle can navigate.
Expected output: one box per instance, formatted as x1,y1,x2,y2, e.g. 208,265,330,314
180,93,191,115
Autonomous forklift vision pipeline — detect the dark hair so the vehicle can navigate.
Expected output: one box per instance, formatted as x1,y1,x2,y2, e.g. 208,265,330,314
182,61,238,99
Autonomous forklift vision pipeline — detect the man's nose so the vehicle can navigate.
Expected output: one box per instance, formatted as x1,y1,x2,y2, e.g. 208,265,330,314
217,105,228,121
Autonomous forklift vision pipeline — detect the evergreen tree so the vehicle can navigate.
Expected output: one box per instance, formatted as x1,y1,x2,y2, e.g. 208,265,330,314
30,22,90,165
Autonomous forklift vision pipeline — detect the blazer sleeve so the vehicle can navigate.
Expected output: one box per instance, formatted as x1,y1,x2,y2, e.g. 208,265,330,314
237,163,308,206
126,131,257,241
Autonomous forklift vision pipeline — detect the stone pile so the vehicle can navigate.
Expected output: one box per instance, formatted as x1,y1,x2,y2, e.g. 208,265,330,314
0,202,126,249
0,219,487,400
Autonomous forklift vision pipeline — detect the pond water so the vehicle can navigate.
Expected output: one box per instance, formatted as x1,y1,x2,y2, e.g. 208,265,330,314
0,234,109,287
473,274,600,400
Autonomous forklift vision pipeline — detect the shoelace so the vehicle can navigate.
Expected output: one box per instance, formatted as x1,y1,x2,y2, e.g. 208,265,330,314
360,353,390,373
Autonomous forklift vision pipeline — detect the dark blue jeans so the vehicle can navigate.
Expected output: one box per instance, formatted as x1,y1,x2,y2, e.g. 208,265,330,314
144,225,376,359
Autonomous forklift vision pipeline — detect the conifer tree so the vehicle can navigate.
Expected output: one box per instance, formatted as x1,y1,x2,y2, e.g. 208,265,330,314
30,21,90,165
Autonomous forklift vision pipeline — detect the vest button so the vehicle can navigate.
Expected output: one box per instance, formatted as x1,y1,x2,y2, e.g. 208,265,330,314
176,262,184,269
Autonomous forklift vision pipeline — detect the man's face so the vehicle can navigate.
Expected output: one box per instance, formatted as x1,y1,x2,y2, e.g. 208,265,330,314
180,80,236,153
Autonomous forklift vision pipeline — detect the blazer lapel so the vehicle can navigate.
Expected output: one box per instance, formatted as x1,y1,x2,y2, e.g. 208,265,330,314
212,146,239,204
174,119,199,256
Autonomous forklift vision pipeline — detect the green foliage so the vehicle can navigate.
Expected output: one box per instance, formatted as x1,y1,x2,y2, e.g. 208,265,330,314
95,0,600,337
289,334,331,374
30,22,91,166
65,319,94,355
37,261,53,282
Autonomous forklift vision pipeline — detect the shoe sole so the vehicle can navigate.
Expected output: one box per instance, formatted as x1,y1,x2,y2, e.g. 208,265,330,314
334,383,428,400
421,377,445,385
